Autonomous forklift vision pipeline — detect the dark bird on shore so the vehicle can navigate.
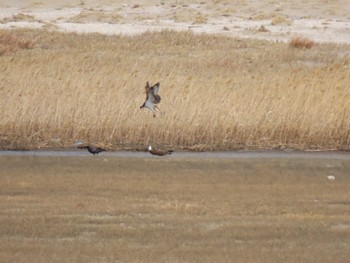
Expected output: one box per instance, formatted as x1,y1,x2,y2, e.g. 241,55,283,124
147,145,173,156
75,141,106,155
79,145,106,155
140,81,163,117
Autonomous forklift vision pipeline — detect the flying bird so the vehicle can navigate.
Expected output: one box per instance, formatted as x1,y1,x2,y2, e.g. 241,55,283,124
147,145,173,156
74,141,106,155
140,81,163,117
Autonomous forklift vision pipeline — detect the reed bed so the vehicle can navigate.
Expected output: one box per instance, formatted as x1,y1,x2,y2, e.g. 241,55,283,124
0,29,349,150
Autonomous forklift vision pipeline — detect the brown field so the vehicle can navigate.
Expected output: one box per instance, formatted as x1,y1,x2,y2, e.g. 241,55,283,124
0,29,350,151
0,155,349,262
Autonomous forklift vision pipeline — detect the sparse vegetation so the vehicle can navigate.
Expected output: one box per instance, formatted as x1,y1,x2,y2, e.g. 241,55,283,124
68,10,122,23
192,12,208,24
271,15,292,25
250,12,271,20
0,13,36,23
0,29,349,151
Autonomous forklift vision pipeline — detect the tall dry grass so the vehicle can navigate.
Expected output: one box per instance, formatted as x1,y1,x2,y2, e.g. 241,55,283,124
0,29,349,150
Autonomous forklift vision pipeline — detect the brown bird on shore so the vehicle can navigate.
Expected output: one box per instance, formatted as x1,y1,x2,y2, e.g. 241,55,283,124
75,141,106,155
140,81,163,117
147,145,173,156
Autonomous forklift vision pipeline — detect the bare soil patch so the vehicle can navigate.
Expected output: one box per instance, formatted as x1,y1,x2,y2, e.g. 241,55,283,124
0,0,350,43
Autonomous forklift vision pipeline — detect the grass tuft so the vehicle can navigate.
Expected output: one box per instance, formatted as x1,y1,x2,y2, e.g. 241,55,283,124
289,36,316,49
193,12,208,24
0,31,34,55
271,15,292,25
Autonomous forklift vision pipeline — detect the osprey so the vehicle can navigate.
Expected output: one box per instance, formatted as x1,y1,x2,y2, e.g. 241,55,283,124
147,145,173,156
140,81,162,117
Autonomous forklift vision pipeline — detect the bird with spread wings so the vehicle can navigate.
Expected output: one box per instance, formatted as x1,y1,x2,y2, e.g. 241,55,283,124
140,81,163,117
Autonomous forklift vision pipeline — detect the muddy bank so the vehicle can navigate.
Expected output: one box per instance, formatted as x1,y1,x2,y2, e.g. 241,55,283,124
0,154,349,262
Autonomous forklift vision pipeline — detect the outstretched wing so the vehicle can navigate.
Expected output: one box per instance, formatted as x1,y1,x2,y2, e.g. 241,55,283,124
144,81,151,98
150,83,161,104
151,82,160,96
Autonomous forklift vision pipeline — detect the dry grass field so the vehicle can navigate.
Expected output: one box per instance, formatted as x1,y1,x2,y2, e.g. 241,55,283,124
1,29,350,151
0,155,349,262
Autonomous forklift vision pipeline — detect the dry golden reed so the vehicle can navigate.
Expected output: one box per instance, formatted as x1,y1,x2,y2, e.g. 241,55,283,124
0,29,349,151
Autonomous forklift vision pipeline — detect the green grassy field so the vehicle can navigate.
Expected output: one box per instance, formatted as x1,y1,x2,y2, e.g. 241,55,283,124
0,29,350,151
0,155,349,262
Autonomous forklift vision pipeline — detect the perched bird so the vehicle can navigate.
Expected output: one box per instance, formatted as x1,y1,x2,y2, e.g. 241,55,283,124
74,141,106,155
140,81,162,117
79,145,106,155
147,145,173,156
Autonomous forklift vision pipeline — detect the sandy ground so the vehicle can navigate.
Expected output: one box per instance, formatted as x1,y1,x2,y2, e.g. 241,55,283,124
0,0,350,43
